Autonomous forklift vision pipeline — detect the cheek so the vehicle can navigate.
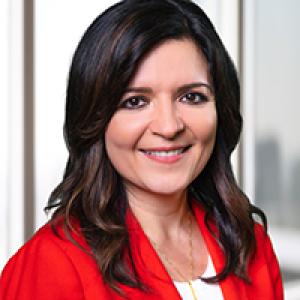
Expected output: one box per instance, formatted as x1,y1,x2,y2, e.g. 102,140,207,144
105,115,137,149
105,120,132,177
189,107,217,145
191,108,217,178
104,114,146,166
203,113,217,144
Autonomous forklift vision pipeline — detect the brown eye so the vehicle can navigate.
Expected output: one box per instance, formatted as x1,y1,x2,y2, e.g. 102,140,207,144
119,96,148,109
180,92,208,104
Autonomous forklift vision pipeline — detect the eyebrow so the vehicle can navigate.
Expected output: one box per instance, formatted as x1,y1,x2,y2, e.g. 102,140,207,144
177,82,214,95
124,82,214,95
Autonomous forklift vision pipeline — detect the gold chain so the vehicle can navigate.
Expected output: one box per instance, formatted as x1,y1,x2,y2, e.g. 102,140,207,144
149,213,198,300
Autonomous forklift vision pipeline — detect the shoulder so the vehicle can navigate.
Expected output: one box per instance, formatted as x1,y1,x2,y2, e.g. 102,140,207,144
253,222,268,246
0,218,99,300
253,222,276,262
3,217,94,273
251,222,279,268
248,222,284,299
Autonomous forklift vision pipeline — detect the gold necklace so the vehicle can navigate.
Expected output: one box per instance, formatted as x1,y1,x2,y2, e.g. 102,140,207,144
149,213,198,300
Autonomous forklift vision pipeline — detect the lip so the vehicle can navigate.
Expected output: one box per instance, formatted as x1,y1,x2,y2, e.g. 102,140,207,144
139,145,191,164
140,145,191,152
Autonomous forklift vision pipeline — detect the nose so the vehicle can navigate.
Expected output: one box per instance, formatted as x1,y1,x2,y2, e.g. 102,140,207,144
149,99,185,139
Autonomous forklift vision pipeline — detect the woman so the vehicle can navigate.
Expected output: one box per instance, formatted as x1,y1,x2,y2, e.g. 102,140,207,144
0,0,283,299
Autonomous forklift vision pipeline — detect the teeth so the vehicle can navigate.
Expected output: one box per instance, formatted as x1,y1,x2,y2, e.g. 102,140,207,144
144,148,184,157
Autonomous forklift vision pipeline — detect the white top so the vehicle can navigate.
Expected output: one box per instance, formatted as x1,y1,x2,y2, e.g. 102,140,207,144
174,255,224,300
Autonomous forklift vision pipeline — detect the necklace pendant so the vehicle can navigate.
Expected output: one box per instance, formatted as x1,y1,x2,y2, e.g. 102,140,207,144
188,281,198,300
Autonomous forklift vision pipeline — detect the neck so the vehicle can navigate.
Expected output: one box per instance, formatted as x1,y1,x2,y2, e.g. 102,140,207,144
126,187,191,242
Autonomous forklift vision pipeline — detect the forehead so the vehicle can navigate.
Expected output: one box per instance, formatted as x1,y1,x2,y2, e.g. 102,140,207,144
128,38,210,89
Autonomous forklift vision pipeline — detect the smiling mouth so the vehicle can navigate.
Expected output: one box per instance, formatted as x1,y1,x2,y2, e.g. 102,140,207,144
139,145,191,157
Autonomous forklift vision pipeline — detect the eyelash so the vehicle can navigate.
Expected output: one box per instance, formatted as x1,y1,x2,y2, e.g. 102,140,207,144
119,92,209,110
119,96,148,109
180,92,209,104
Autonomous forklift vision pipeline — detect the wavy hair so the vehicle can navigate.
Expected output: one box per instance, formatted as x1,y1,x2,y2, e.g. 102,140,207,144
46,0,266,294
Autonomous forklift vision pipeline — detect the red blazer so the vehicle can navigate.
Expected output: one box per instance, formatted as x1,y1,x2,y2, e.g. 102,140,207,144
0,202,284,299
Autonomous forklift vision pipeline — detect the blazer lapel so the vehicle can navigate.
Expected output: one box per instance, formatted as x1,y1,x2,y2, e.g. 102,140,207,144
126,210,182,299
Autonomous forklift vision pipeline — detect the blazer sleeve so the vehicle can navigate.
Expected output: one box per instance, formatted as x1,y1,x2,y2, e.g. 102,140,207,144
0,231,85,300
254,224,284,300
264,230,284,300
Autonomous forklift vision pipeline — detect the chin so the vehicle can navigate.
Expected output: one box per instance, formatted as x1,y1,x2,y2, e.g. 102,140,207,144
143,182,187,196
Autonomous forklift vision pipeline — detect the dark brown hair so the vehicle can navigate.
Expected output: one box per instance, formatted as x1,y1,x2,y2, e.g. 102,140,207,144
46,0,266,294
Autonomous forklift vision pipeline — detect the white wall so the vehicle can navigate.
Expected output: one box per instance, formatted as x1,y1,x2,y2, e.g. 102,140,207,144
34,0,118,229
0,0,24,269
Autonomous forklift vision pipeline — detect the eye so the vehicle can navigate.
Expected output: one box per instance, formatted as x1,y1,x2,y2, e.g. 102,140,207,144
119,96,148,109
180,92,208,105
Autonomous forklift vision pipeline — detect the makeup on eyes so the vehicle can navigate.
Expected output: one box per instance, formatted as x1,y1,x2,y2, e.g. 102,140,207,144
119,82,214,110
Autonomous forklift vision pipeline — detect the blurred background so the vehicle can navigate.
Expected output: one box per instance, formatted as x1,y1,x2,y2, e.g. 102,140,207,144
1,0,299,298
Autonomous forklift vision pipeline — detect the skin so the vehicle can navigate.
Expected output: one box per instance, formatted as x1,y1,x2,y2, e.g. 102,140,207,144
105,38,217,281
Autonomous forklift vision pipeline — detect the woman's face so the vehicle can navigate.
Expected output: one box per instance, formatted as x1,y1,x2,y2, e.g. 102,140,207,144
105,38,217,198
